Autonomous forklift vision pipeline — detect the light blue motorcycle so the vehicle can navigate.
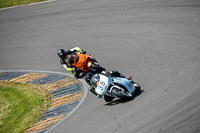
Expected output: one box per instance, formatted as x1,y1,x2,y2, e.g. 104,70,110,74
89,73,141,102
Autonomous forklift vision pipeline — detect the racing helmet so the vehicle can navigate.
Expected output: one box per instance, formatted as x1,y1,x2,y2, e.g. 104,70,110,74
57,49,67,59
85,72,93,83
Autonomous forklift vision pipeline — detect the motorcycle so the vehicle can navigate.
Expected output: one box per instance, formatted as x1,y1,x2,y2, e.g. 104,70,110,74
89,73,141,102
69,52,105,78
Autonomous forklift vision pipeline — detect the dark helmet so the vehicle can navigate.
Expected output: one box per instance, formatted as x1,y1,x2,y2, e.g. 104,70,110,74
85,72,94,83
57,49,67,59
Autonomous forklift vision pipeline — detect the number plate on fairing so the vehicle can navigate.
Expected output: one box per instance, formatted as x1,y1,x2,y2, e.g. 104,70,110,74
95,75,109,95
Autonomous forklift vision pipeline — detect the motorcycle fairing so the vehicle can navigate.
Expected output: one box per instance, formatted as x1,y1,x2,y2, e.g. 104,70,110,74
95,75,110,95
95,75,136,96
112,77,136,94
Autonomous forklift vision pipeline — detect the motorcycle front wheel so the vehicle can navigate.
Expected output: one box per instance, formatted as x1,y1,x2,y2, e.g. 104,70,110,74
111,87,134,100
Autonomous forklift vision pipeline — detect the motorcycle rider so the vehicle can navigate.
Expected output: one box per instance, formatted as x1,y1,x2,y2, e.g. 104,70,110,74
57,47,87,78
85,70,132,102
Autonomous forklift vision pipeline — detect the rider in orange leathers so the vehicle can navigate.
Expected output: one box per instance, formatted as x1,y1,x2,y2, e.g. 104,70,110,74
57,47,104,78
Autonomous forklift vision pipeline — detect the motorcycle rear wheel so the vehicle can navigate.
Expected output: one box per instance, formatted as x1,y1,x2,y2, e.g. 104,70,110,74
133,82,141,94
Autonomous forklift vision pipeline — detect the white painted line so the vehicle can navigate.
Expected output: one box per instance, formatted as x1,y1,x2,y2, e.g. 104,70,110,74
0,0,56,11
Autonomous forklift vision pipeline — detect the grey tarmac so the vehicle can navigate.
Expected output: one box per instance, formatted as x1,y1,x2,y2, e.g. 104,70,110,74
0,0,200,133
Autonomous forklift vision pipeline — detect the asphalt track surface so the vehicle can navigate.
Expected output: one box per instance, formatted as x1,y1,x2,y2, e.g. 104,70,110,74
0,0,200,133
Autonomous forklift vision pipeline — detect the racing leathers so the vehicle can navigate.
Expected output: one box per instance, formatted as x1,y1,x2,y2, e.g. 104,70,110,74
59,47,86,78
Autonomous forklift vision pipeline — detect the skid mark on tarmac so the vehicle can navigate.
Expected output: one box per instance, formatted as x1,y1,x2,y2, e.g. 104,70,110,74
0,72,83,133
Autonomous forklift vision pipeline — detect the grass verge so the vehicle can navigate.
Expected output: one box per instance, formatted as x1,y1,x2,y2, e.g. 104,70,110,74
0,81,51,133
0,0,47,8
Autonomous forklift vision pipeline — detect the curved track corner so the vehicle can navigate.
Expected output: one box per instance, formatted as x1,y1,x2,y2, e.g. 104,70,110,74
0,70,88,133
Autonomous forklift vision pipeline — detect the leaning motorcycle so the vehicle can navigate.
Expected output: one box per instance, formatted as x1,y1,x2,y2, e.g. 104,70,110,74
70,52,105,77
89,73,141,102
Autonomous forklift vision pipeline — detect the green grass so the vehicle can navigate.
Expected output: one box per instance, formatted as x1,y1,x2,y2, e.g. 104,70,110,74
0,81,51,133
0,0,47,8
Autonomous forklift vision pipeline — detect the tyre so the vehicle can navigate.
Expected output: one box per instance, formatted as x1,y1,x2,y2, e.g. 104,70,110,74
111,87,134,100
133,83,141,94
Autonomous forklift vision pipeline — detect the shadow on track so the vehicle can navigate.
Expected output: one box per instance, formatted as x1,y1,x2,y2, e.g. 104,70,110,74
105,90,145,106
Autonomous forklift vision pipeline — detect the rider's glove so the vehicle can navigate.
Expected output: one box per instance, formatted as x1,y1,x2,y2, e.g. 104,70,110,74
70,47,81,52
